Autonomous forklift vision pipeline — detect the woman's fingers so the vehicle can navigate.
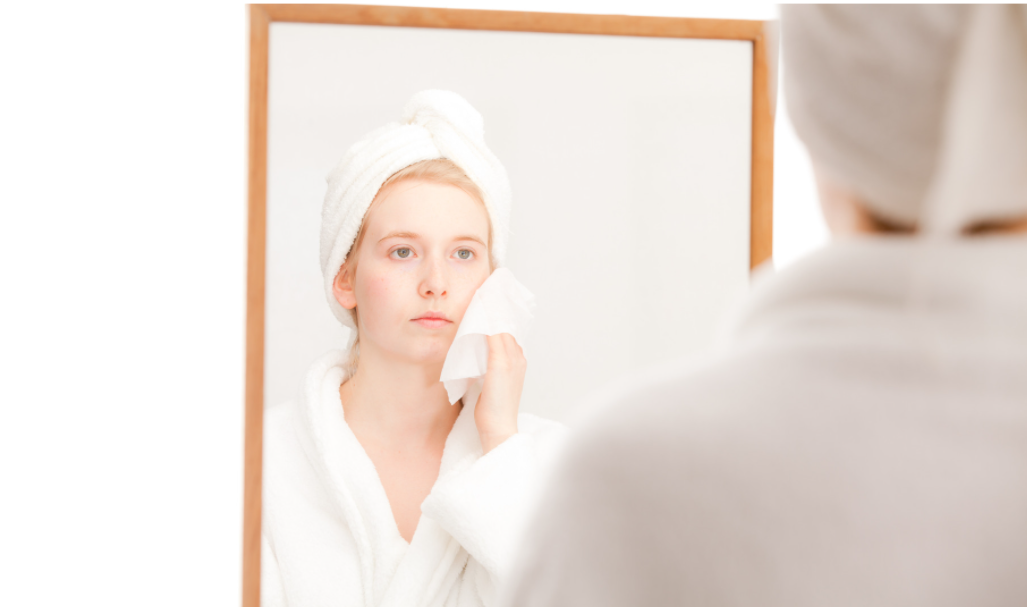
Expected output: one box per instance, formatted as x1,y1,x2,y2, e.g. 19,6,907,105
503,333,523,356
486,333,525,367
476,333,526,453
486,334,503,362
488,332,522,355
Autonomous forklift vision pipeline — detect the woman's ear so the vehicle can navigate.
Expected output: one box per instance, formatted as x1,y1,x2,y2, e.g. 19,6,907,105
333,264,358,310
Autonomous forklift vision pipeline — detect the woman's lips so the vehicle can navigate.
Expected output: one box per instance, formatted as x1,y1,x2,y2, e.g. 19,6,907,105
413,318,451,329
412,312,452,329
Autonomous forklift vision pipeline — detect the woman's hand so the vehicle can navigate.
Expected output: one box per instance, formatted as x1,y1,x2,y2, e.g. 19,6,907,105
474,333,526,454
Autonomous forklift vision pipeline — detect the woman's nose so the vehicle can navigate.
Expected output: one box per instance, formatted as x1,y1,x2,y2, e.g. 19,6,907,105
419,257,448,298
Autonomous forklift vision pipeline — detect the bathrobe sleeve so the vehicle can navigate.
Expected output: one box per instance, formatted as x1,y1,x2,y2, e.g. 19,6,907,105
490,427,647,607
421,417,567,605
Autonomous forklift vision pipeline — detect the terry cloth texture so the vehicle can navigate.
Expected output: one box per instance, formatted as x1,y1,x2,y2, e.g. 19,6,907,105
262,350,568,607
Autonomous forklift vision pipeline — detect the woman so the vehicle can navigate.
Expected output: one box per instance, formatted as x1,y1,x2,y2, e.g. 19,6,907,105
501,6,1027,607
262,90,566,607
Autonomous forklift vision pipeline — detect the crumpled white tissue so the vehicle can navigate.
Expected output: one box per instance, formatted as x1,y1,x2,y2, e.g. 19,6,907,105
439,268,536,406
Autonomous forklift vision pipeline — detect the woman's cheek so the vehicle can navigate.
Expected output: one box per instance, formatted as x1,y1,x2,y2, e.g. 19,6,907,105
364,272,403,313
365,272,394,297
355,266,404,329
454,268,489,319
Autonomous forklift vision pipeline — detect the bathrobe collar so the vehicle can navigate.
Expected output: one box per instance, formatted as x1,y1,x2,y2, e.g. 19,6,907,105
295,350,483,607
724,236,1027,363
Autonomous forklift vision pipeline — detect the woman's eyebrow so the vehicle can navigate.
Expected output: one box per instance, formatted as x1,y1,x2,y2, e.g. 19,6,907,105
453,235,487,247
378,231,419,243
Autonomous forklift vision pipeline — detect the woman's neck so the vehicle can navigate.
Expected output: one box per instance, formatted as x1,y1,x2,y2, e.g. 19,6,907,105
339,345,461,451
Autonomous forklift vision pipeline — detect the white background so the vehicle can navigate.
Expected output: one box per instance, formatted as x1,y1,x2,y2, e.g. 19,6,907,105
0,1,825,605
266,24,752,422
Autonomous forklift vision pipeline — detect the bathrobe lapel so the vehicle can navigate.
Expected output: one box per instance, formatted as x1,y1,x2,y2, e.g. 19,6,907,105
298,350,486,607
298,352,403,607
379,396,484,607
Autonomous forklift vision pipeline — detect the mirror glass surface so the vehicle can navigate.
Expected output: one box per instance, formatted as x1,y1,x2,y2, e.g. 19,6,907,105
265,22,753,424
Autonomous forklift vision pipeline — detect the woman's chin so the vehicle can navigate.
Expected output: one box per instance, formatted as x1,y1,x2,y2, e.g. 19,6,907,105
399,336,456,365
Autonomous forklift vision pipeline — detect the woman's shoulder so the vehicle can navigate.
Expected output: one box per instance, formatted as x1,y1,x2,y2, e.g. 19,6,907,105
265,348,350,442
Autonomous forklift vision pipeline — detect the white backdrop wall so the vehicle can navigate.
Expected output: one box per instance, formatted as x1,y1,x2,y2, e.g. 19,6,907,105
0,1,822,606
266,24,752,422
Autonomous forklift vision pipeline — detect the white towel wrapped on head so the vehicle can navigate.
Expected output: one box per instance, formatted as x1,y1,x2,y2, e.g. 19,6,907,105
783,5,1027,234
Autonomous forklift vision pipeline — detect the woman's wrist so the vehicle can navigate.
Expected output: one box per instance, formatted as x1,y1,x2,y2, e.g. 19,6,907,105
479,426,517,454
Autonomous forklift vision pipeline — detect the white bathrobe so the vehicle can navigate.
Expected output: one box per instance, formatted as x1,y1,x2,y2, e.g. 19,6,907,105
262,350,567,607
501,237,1027,606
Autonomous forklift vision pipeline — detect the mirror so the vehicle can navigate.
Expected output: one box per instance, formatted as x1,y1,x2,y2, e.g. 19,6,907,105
245,5,774,605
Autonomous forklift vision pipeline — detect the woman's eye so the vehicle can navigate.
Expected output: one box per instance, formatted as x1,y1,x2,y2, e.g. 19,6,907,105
392,248,412,259
455,249,474,260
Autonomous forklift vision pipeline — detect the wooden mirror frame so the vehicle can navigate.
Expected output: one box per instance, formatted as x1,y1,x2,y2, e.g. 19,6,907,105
243,4,776,604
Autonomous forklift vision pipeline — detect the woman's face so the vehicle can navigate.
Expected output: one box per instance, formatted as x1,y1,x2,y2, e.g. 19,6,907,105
334,179,492,365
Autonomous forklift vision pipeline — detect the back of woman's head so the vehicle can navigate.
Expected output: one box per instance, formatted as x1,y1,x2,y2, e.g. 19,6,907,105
782,5,1027,235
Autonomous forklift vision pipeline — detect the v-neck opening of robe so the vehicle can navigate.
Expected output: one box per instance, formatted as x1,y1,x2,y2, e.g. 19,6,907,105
263,348,569,607
307,353,485,604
